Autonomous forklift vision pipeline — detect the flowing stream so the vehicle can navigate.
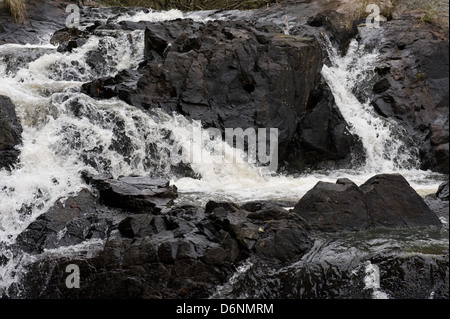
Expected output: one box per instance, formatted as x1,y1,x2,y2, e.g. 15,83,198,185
0,8,447,298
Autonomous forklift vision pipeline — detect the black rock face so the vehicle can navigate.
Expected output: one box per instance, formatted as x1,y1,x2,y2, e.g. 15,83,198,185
15,189,115,255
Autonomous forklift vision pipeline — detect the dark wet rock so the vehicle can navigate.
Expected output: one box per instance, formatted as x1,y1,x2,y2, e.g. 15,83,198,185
10,173,448,299
293,178,370,232
84,174,178,213
82,19,323,167
118,214,167,238
425,181,449,225
241,200,297,212
437,181,449,201
219,249,449,299
370,252,449,299
0,95,22,170
81,18,362,172
360,174,442,228
0,0,72,45
50,27,90,52
307,9,358,53
294,174,442,232
286,83,365,169
15,189,115,254
369,16,449,174
206,200,313,262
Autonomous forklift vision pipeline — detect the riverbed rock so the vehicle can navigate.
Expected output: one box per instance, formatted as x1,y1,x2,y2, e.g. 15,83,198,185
307,9,358,54
218,249,449,299
0,0,72,45
360,174,442,228
12,193,313,298
84,174,178,213
286,83,365,169
0,95,22,170
293,174,443,232
10,172,447,299
82,19,324,166
50,27,90,52
15,189,115,254
293,178,371,232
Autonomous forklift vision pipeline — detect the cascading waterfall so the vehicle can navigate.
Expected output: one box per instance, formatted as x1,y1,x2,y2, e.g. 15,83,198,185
0,9,446,298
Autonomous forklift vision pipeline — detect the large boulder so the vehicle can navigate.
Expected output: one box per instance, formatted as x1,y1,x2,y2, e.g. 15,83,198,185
0,95,22,170
293,174,442,232
292,178,371,232
286,83,365,169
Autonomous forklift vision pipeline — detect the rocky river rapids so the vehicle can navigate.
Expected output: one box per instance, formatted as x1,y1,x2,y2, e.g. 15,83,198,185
0,0,448,300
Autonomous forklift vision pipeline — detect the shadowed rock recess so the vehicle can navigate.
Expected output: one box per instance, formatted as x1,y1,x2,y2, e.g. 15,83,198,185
293,174,442,232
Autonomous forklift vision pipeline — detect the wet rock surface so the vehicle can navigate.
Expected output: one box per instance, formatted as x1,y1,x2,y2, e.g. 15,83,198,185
307,9,358,54
1,0,448,301
80,16,363,170
425,181,449,226
12,179,314,298
15,189,117,255
82,19,324,165
84,174,178,213
0,0,73,45
220,248,449,299
10,173,447,299
294,174,443,232
368,16,449,174
0,95,22,170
